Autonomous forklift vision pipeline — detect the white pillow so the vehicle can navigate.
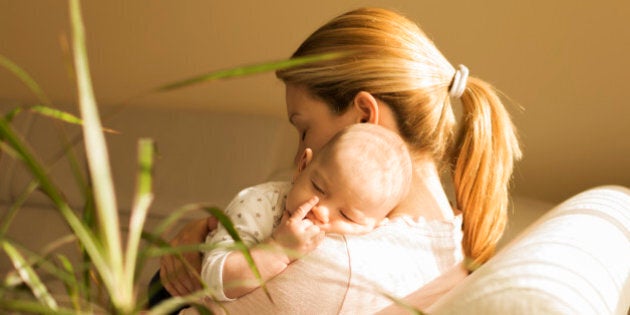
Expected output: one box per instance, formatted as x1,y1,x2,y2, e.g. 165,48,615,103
428,185,630,315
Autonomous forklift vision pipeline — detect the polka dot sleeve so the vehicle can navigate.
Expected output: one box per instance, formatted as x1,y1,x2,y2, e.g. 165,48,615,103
200,181,291,301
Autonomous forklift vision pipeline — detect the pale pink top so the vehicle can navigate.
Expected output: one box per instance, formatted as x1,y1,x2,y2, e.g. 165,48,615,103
183,207,463,314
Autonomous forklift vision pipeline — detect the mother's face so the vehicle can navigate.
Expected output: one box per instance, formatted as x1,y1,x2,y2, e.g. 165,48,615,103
285,84,359,164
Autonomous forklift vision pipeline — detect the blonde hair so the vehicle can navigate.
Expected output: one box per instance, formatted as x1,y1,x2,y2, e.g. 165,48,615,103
276,7,522,266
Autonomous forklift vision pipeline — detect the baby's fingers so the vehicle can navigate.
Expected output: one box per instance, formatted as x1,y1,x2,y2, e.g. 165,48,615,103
314,230,326,245
305,226,325,249
290,196,319,221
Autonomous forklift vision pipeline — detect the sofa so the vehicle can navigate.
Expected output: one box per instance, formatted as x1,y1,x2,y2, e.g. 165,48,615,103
1,104,628,314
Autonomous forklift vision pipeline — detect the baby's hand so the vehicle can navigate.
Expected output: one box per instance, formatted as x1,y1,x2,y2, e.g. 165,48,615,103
271,196,325,261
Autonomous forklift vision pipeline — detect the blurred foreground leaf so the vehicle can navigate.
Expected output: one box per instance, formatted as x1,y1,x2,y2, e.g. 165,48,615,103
156,52,346,91
1,241,58,310
29,105,119,134
0,54,51,105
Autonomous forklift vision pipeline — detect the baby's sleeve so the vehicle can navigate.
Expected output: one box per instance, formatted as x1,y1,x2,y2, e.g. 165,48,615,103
200,184,279,301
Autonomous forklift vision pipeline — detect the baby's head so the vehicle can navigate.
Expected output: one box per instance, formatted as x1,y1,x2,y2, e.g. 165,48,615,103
286,124,412,235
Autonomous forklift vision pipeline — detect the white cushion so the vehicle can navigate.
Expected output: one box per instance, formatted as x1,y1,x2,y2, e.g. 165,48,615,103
428,185,630,315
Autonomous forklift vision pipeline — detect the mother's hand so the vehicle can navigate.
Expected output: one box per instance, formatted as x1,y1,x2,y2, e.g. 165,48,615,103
160,216,218,296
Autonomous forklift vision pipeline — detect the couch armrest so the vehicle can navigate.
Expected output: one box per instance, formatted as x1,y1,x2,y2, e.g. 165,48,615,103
427,185,630,315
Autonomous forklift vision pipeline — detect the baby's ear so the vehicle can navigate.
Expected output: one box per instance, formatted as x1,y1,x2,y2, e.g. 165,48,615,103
297,148,313,173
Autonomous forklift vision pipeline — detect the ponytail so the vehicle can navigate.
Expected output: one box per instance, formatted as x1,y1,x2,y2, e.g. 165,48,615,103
452,77,522,268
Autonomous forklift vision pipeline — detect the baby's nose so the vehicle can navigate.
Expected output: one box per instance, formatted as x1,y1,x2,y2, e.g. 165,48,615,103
310,205,329,224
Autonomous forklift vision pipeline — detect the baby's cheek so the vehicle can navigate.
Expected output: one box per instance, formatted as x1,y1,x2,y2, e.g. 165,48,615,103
285,189,299,210
318,222,345,235
329,222,370,235
284,200,295,215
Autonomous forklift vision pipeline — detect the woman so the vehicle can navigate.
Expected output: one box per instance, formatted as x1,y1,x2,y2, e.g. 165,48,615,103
159,7,521,313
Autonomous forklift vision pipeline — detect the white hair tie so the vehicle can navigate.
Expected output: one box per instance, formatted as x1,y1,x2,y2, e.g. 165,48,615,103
449,64,469,98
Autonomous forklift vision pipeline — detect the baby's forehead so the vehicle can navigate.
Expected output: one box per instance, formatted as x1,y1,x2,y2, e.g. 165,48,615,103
324,142,408,209
331,144,403,177
329,156,396,197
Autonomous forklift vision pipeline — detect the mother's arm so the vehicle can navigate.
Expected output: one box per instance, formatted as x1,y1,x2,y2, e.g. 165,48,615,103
375,263,469,314
179,261,467,315
180,220,465,315
180,235,352,315
160,216,218,296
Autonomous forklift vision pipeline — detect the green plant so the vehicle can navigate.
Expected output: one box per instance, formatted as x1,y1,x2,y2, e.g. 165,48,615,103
0,0,344,314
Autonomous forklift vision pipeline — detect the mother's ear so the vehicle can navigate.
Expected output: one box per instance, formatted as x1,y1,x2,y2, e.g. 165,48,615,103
353,91,380,124
291,148,313,184
297,148,313,173
292,148,313,183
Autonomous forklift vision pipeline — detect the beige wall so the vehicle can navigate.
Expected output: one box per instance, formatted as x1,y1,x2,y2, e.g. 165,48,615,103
1,0,629,203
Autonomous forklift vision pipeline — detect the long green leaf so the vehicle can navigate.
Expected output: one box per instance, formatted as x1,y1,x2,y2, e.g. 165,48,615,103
4,107,22,122
144,208,275,303
143,240,232,258
0,298,77,315
1,238,93,304
147,290,211,315
0,58,97,219
124,138,155,287
204,207,244,244
1,241,58,310
56,254,82,312
203,207,274,303
69,0,126,307
31,105,83,125
0,54,51,105
0,181,38,235
0,118,114,292
156,52,346,91
29,105,119,134
1,107,22,164
1,236,86,293
138,202,222,275
80,171,96,304
139,202,220,274
0,141,20,160
150,203,211,238
2,240,90,305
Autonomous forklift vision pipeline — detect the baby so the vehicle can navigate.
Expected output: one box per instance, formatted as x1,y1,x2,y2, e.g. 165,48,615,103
201,123,413,301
